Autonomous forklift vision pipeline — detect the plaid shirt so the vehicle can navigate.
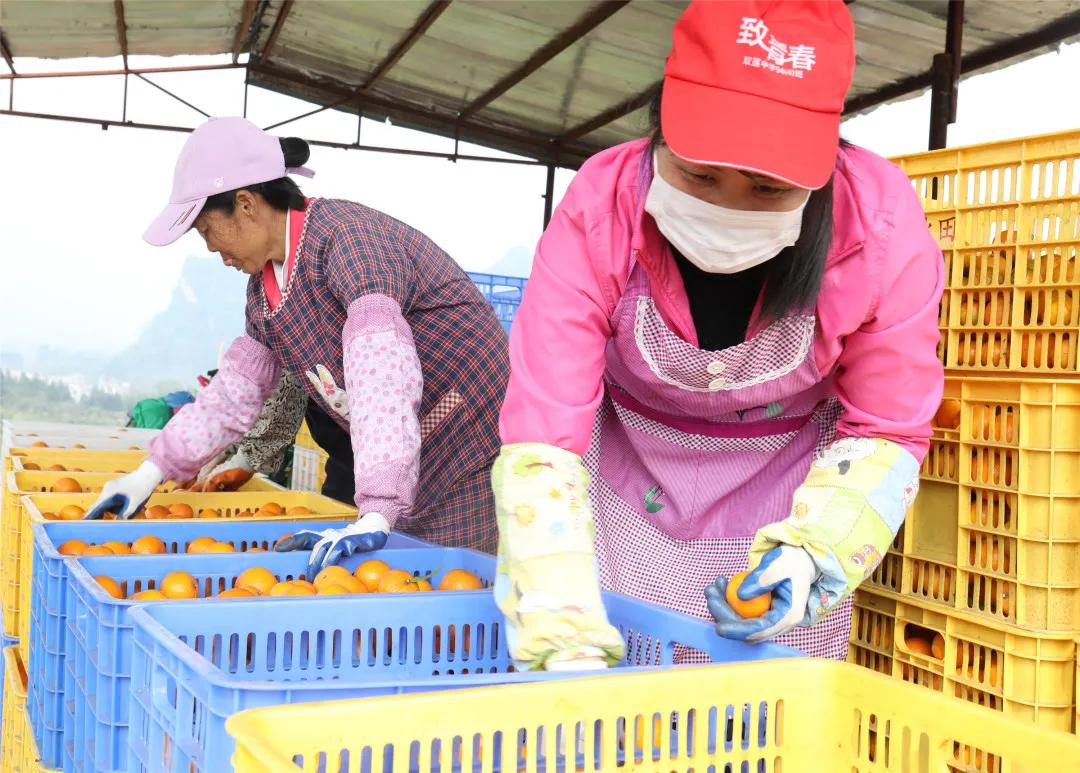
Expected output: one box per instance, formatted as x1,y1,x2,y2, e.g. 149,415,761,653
245,198,505,551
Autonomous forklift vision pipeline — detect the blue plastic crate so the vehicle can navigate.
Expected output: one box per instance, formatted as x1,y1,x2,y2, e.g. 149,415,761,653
60,547,495,773
126,591,795,773
467,271,526,334
25,519,426,770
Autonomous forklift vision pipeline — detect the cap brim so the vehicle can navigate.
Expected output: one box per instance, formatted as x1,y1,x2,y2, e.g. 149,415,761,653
661,76,840,190
142,198,206,247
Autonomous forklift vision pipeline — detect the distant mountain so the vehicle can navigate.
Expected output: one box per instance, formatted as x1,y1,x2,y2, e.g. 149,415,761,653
102,257,248,389
484,246,533,279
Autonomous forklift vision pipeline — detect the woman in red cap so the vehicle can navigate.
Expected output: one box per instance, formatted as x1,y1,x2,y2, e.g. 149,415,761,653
493,0,943,670
84,117,507,574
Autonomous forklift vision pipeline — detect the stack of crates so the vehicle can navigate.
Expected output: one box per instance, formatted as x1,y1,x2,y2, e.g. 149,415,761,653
289,420,328,492
467,271,526,334
849,130,1080,743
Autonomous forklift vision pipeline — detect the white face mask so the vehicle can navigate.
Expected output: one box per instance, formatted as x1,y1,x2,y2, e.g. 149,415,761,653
644,154,809,274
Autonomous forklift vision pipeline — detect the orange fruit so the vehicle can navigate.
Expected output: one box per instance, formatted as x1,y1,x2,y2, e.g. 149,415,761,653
131,535,166,555
102,541,133,555
259,502,284,515
130,590,169,601
933,399,961,430
318,584,351,595
355,559,391,592
932,633,945,660
198,508,221,519
58,504,86,521
71,468,85,473
95,576,124,599
186,537,216,554
50,477,83,493
22,462,41,470
235,509,255,518
246,546,267,552
378,569,420,593
333,575,368,594
286,506,312,515
160,571,199,599
253,509,280,518
412,578,433,592
72,443,86,449
268,581,295,597
438,569,484,591
906,636,932,656
40,512,58,520
724,572,771,618
58,540,89,556
168,503,194,518
31,441,49,448
47,464,66,471
145,505,171,519
216,588,257,599
205,542,235,553
290,580,317,593
313,566,353,589
236,567,277,596
83,545,115,556
282,583,317,596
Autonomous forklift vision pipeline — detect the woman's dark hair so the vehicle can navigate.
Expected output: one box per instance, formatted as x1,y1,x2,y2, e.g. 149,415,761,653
202,137,310,215
646,89,847,323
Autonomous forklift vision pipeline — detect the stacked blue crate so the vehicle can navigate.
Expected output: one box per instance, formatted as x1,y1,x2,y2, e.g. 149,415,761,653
468,272,526,334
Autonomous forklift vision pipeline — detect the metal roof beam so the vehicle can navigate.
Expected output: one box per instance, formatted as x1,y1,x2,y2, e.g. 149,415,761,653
0,108,546,166
560,81,657,142
251,62,568,162
259,0,294,64
361,0,451,92
458,0,630,122
0,63,242,81
232,0,259,64
114,1,129,71
0,30,15,75
845,8,1080,115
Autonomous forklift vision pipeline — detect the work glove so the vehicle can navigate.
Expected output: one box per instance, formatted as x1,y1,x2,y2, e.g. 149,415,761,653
707,437,919,641
84,461,163,520
191,448,254,492
492,443,625,671
274,512,390,579
705,545,816,641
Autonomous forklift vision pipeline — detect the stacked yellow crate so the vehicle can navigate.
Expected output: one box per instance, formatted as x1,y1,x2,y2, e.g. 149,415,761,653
849,130,1080,741
291,420,328,492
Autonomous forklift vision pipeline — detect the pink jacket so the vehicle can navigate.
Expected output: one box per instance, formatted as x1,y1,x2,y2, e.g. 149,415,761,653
500,139,944,461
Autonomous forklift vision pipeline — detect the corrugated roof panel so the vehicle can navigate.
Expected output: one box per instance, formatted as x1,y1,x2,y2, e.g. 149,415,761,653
123,0,238,56
2,0,120,59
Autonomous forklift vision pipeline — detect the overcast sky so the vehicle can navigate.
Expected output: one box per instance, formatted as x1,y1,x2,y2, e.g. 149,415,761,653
3,40,1080,357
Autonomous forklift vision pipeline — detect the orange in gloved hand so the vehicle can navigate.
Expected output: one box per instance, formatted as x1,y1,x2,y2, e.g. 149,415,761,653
725,571,772,619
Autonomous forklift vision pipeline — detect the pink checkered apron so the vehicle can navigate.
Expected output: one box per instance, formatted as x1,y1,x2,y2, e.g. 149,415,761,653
587,256,853,659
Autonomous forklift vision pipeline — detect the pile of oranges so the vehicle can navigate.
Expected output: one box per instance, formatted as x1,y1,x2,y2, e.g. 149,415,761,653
57,531,302,557
42,500,313,521
92,559,484,601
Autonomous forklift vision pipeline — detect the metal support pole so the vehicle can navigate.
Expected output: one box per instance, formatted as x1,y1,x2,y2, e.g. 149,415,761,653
542,163,556,228
929,0,964,150
243,79,249,118
122,73,128,122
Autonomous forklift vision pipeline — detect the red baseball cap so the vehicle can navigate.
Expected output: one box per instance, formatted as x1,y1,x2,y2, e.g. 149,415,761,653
661,0,855,190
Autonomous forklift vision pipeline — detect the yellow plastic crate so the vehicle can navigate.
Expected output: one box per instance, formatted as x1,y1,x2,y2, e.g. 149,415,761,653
894,129,1080,374
849,587,1076,734
4,448,147,475
3,490,354,649
899,377,1080,631
2,645,27,771
226,658,1080,772
294,421,320,452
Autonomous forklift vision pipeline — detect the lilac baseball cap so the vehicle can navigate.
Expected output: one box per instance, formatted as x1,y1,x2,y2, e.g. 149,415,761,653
143,116,314,246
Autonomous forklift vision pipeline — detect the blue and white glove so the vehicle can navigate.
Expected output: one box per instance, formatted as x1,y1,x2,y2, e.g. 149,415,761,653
274,512,390,578
83,461,163,520
704,545,818,642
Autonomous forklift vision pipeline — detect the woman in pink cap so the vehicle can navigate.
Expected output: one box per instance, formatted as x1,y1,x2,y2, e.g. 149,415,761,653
494,0,943,670
85,117,507,573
